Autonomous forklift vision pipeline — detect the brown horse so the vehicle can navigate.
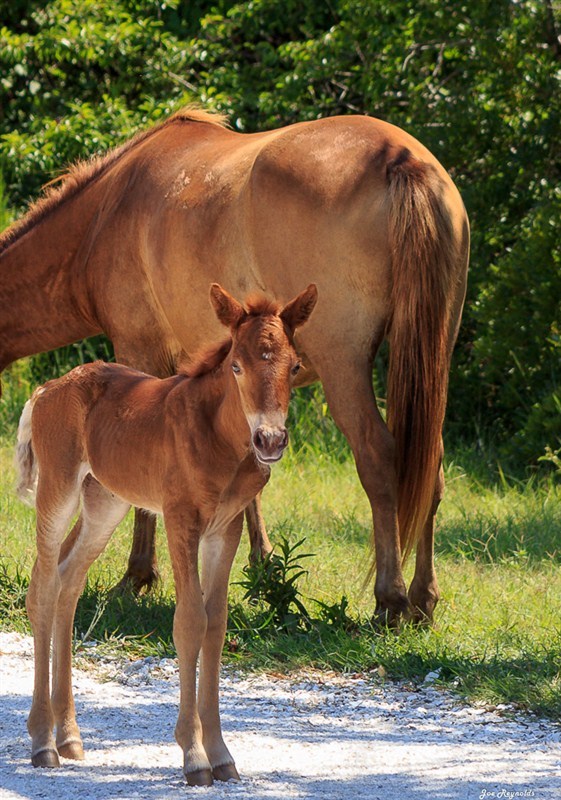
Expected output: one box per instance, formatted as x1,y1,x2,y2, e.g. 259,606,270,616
1,108,469,623
16,283,317,785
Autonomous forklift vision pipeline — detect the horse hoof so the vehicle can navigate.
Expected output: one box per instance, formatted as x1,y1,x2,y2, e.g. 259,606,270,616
32,749,60,768
213,763,240,782
57,740,84,760
185,768,214,786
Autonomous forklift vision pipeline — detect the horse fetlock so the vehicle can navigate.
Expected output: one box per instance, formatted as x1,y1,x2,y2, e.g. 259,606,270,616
181,739,213,784
249,539,273,565
203,736,237,779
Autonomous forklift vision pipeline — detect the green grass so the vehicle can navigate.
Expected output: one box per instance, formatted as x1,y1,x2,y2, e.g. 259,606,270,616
1,433,560,718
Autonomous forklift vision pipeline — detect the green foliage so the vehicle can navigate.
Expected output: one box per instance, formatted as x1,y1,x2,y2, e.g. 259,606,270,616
1,0,560,463
234,536,313,632
0,0,192,205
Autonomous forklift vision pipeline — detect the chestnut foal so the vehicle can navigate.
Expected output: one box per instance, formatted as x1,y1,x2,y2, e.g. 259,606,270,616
16,282,317,786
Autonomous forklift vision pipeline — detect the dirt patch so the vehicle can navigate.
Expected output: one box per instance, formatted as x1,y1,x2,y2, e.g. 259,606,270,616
1,631,560,799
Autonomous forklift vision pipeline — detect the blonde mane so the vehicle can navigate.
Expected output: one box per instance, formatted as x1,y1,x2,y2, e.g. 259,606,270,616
0,107,229,256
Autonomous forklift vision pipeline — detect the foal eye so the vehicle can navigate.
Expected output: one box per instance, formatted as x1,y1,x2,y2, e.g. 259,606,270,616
232,362,242,375
291,362,301,376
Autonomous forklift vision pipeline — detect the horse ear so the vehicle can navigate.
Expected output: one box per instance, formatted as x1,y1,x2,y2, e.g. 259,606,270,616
280,284,318,333
210,284,246,328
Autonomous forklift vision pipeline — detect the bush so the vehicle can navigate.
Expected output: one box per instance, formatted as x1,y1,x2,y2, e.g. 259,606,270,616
1,0,560,465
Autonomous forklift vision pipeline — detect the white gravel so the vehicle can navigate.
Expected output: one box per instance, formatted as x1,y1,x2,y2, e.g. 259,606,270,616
1,630,560,799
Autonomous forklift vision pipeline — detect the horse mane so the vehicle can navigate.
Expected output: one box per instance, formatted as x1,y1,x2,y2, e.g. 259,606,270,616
0,107,229,256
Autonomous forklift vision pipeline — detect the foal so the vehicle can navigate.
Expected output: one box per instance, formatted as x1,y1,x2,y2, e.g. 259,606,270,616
16,282,317,786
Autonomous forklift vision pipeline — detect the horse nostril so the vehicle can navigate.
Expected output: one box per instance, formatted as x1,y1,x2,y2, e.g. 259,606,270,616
252,427,288,458
253,429,266,451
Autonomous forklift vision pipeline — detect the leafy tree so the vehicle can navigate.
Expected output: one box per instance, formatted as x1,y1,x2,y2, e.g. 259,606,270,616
1,0,560,465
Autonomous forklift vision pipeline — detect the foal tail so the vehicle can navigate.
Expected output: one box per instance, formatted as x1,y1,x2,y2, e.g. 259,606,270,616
15,393,40,506
385,153,461,561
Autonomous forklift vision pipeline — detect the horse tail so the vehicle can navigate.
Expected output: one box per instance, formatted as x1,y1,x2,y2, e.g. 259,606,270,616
15,391,41,506
385,152,458,561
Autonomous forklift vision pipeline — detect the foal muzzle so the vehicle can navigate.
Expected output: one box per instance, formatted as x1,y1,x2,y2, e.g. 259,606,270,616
252,426,289,465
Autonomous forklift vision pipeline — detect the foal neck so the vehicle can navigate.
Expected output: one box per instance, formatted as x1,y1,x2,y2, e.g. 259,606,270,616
212,366,251,458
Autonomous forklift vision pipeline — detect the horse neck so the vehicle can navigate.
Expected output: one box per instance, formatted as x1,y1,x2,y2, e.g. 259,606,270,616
0,202,101,371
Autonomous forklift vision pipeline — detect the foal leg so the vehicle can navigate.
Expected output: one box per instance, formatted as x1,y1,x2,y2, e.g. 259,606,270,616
26,482,80,767
163,505,211,786
198,514,244,782
52,477,130,759
408,463,444,623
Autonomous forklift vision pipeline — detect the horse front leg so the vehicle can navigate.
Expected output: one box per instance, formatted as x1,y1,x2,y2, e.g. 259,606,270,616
245,493,273,563
164,504,212,786
198,514,244,782
114,508,159,593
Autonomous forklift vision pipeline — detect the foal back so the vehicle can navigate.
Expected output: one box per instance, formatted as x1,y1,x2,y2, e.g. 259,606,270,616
20,362,178,515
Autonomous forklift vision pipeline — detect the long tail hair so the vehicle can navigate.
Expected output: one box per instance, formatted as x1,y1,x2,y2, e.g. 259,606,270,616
385,152,458,561
15,394,39,506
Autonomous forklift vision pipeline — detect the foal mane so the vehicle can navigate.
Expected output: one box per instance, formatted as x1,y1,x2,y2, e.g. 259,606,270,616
244,296,282,317
182,295,283,379
0,107,229,256
183,339,233,380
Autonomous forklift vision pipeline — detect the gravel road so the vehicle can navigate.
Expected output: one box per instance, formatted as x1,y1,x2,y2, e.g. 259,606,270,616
1,631,560,800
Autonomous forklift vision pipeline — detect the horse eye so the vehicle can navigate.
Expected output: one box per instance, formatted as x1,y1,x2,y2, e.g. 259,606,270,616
232,362,242,375
291,362,301,376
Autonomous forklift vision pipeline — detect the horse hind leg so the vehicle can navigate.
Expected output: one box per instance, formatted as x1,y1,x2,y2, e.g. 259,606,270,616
51,475,130,760
408,462,444,623
309,352,410,625
26,478,82,767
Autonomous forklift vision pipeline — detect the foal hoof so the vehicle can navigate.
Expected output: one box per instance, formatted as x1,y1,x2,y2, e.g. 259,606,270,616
213,763,241,782
57,739,85,760
185,768,214,787
32,749,60,768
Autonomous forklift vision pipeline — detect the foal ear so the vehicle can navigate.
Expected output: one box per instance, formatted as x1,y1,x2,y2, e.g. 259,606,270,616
280,284,318,333
210,284,246,328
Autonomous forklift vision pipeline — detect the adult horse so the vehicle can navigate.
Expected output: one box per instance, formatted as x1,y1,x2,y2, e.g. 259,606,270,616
0,108,469,624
